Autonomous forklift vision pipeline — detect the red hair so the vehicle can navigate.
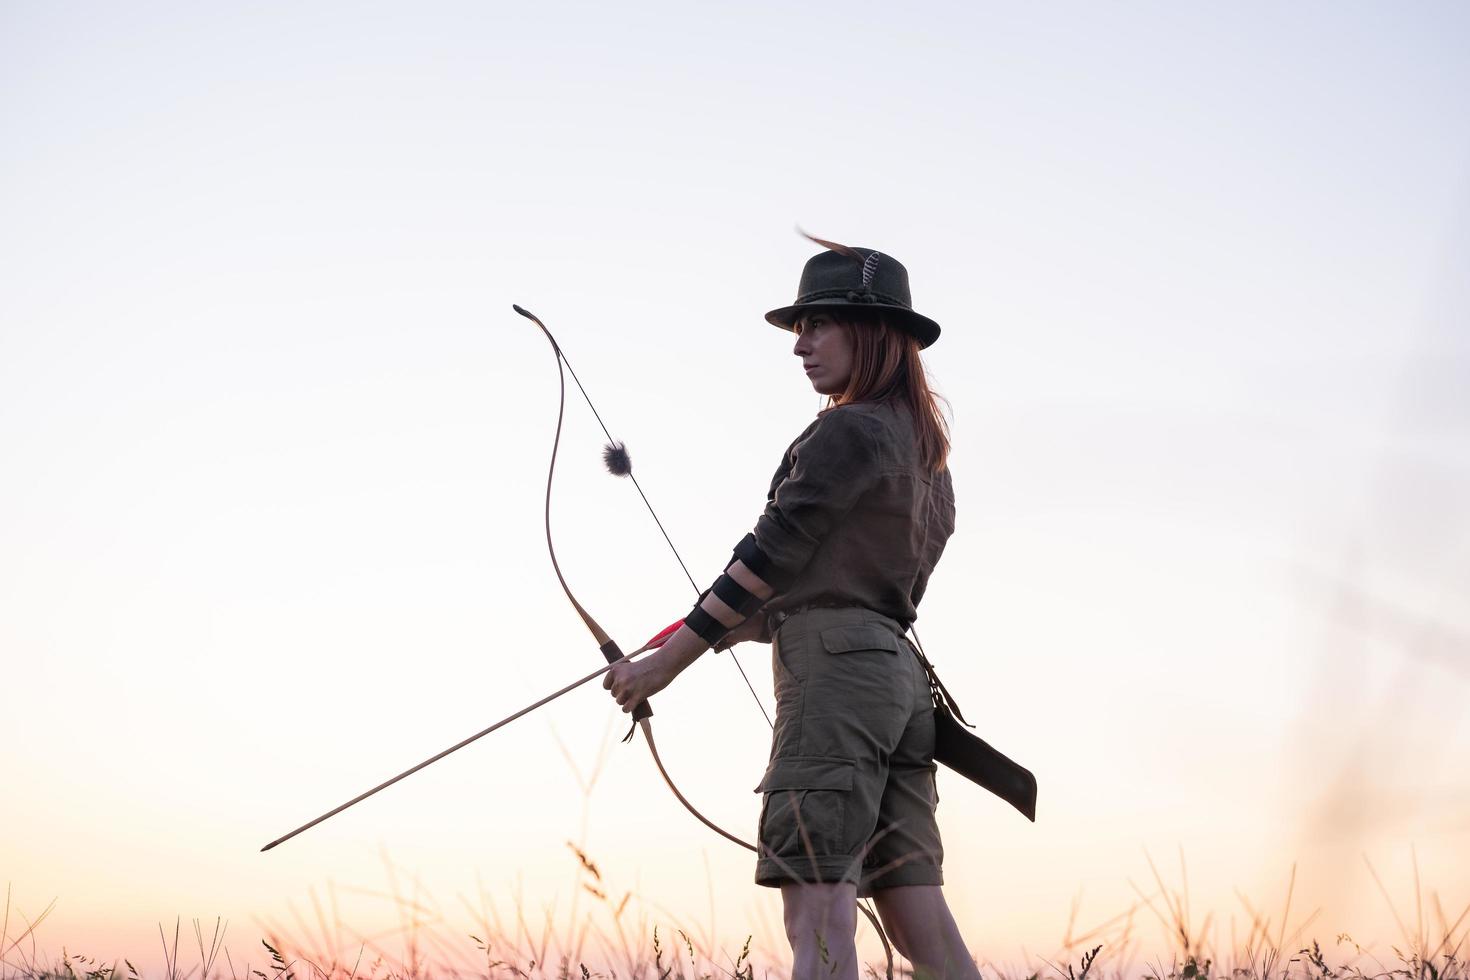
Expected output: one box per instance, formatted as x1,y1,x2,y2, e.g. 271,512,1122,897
825,313,951,473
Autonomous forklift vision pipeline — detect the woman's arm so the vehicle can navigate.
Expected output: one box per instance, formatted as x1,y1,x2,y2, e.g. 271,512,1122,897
605,409,882,712
604,560,773,712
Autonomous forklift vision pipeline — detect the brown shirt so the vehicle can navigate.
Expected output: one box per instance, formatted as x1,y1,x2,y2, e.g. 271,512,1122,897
746,399,955,626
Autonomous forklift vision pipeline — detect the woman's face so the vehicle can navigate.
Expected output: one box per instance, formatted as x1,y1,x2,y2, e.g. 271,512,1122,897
792,311,855,396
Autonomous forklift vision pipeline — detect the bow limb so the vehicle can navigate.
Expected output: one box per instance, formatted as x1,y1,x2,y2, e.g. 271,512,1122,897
639,718,756,852
526,305,650,721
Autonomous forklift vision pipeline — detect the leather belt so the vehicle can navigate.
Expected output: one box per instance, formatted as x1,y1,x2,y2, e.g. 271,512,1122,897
766,599,910,633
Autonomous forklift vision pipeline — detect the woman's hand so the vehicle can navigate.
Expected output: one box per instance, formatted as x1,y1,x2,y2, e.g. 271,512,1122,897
603,651,678,713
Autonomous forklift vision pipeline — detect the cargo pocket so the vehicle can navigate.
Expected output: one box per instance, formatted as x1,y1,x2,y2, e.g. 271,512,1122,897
820,625,901,656
754,756,855,865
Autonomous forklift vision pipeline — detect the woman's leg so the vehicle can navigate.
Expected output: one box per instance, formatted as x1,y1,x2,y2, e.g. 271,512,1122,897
782,881,859,980
872,885,980,980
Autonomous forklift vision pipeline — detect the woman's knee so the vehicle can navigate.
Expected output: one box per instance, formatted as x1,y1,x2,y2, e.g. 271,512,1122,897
872,884,947,957
781,881,857,945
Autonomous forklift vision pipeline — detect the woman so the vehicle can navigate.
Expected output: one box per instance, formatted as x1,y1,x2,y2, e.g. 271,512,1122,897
605,239,978,980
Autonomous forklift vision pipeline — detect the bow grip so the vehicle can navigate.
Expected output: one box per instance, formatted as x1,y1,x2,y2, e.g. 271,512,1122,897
599,639,654,722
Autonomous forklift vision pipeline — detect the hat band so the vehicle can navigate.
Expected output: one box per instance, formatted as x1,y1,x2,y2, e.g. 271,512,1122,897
795,287,907,308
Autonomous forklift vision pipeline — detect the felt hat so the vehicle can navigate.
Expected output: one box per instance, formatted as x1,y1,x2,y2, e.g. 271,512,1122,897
764,235,941,348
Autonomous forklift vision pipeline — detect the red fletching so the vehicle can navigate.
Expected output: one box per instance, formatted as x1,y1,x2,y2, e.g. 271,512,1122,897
642,620,684,650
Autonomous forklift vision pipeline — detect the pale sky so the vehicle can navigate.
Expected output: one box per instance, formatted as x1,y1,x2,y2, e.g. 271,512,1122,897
2,2,1468,975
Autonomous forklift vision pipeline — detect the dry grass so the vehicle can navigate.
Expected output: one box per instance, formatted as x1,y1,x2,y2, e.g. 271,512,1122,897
4,849,1467,980
6,720,1464,979
1008,850,1470,980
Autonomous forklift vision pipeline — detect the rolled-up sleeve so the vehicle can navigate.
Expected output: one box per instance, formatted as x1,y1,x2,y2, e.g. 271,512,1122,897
739,408,883,591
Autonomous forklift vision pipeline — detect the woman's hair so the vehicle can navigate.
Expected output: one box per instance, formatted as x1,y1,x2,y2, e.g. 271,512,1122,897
826,312,951,473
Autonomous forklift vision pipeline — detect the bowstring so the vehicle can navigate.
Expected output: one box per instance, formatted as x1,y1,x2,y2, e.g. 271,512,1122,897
556,350,775,731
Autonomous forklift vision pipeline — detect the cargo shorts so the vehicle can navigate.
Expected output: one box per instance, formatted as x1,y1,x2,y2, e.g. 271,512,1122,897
753,605,943,896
